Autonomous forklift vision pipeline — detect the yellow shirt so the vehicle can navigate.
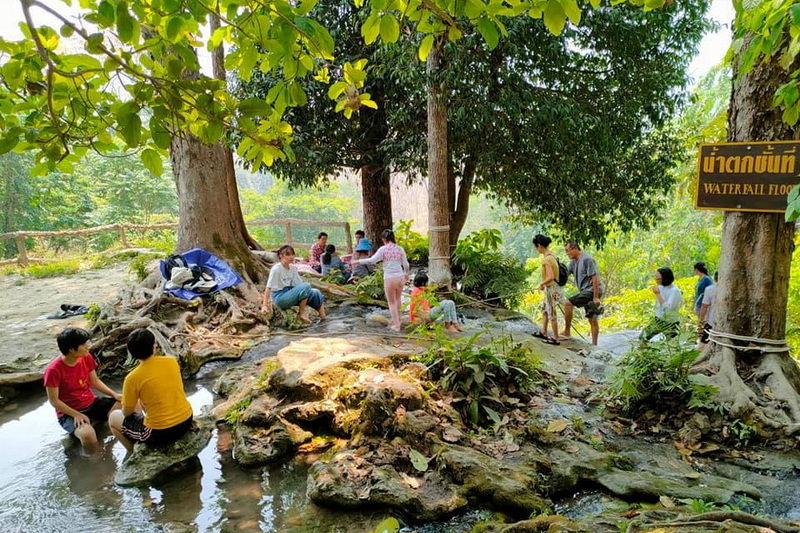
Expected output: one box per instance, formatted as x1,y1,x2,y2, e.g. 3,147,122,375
122,356,192,429
541,253,558,286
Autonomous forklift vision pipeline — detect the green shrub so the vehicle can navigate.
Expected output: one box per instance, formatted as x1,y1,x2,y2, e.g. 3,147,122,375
395,219,429,265
419,328,539,428
452,229,531,308
605,333,716,415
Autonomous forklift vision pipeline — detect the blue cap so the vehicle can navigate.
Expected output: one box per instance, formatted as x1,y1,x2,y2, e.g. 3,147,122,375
355,239,373,252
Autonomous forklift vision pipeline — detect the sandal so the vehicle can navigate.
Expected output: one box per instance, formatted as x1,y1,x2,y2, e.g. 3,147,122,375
543,337,561,345
532,331,548,340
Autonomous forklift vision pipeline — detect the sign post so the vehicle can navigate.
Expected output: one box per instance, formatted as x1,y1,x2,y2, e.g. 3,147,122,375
696,141,800,213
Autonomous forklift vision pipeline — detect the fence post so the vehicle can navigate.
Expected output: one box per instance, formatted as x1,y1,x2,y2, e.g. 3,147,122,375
285,222,293,247
344,222,353,253
118,225,129,248
16,235,29,267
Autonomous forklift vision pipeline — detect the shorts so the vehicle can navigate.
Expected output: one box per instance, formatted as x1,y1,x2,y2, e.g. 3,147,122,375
567,290,604,319
122,413,193,447
58,396,117,435
541,284,562,317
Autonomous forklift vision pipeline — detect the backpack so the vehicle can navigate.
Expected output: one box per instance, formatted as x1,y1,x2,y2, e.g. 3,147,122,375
556,258,569,287
164,254,188,280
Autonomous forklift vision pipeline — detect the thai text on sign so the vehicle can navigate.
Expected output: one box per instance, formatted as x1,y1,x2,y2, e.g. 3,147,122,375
696,141,800,213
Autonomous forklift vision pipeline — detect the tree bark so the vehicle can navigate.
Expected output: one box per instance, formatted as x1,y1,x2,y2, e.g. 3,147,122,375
427,39,452,287
170,136,260,282
701,32,800,431
360,164,393,249
449,157,475,250
210,11,262,255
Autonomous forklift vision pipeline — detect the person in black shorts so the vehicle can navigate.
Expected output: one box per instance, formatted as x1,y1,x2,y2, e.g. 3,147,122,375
559,242,604,345
43,328,121,453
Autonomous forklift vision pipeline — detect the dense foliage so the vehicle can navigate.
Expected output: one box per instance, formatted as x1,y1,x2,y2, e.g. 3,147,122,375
452,229,531,308
605,334,716,415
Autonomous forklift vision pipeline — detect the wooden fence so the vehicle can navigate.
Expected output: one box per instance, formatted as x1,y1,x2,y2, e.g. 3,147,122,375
0,219,352,267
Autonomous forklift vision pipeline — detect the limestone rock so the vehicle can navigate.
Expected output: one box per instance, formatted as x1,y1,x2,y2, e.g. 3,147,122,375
306,452,467,520
233,418,313,467
114,418,213,486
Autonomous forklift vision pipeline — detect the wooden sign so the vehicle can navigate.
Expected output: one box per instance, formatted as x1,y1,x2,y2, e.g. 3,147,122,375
696,141,800,212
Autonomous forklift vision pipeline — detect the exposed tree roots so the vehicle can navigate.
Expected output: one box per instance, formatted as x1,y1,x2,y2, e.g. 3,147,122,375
626,510,800,533
90,268,271,375
87,263,369,376
696,345,800,436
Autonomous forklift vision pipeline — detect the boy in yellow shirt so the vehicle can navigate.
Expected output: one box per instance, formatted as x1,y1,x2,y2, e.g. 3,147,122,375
109,328,193,452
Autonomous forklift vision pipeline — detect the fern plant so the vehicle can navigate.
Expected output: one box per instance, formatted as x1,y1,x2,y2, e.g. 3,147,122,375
452,229,531,308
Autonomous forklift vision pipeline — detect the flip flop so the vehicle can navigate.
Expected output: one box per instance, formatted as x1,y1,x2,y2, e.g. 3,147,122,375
532,332,549,340
557,335,573,341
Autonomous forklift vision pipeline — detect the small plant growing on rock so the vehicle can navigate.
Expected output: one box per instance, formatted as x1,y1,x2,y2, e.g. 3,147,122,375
419,328,538,428
605,334,716,416
224,397,252,425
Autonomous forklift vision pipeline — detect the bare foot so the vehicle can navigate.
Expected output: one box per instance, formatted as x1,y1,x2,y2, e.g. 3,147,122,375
389,325,402,332
297,313,311,324
317,305,327,320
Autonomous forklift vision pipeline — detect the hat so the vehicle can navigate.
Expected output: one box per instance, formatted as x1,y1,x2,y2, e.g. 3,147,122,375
355,239,373,252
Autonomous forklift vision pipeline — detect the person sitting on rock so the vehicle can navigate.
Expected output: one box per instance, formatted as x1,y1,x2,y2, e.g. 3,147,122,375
262,244,327,323
409,272,463,332
320,243,350,284
44,327,122,453
109,328,194,453
349,239,375,283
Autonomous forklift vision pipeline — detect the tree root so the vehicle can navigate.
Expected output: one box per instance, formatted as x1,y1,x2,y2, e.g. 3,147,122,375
696,345,800,434
627,510,800,533
88,264,271,375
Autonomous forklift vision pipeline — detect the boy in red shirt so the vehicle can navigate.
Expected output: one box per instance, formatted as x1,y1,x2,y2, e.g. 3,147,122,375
409,272,463,332
43,328,121,453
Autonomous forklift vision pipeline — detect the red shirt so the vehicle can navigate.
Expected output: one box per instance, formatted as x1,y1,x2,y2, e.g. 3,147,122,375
43,354,97,417
310,242,324,266
410,287,431,322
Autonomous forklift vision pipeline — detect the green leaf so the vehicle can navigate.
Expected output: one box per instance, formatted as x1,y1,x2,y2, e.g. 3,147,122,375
418,34,435,61
150,117,172,149
239,98,272,117
559,0,581,25
166,16,187,43
97,0,115,25
0,134,19,155
163,0,182,11
468,400,479,424
119,112,142,147
543,0,566,35
379,16,400,43
409,449,429,472
477,17,499,49
361,13,381,45
370,517,400,533
141,148,163,176
116,2,135,43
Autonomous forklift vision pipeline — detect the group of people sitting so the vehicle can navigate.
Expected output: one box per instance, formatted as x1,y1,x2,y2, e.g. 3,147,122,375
260,228,463,332
45,326,193,455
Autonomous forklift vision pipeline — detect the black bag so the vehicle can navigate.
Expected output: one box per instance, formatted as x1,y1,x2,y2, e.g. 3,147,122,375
556,258,569,287
164,254,188,280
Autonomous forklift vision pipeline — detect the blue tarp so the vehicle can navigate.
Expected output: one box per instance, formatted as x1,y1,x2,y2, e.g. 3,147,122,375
159,248,243,300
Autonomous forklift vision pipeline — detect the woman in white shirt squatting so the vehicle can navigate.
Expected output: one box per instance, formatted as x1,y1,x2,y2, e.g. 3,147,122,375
262,245,327,323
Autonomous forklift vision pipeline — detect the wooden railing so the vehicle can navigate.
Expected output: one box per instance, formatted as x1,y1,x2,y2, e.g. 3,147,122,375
0,219,352,267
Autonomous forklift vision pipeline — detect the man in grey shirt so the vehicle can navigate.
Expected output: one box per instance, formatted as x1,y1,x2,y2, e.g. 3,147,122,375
559,242,603,345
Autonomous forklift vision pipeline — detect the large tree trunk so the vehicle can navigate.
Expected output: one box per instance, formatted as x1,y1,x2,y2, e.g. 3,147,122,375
170,137,261,282
427,39,452,287
360,164,393,248
700,32,800,433
209,11,262,255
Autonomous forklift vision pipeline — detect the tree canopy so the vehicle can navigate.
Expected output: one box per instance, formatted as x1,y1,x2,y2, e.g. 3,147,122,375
1,0,669,177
